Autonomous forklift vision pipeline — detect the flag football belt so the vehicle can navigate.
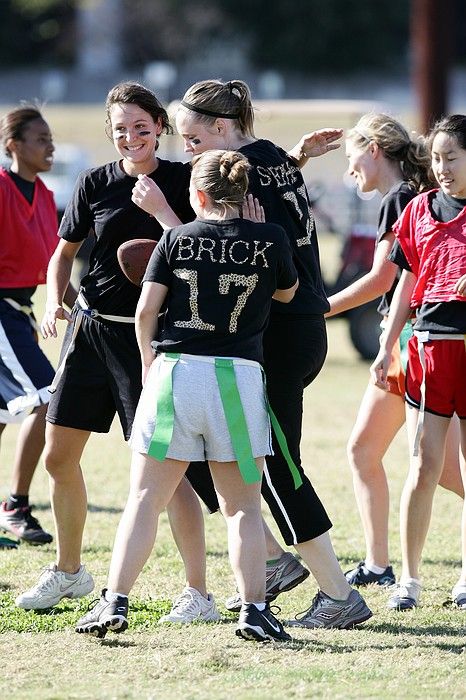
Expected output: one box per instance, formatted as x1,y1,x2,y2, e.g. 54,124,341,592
148,352,303,488
49,292,135,393
412,330,466,456
3,298,41,334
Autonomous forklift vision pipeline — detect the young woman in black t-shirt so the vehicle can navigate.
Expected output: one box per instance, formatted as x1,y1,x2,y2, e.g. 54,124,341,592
326,113,463,589
74,149,298,641
16,82,213,613
133,79,373,629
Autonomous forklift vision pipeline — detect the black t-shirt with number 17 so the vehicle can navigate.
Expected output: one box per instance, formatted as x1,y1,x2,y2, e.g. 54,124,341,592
143,217,298,363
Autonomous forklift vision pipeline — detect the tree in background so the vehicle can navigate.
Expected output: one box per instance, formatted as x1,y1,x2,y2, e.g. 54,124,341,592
0,0,465,79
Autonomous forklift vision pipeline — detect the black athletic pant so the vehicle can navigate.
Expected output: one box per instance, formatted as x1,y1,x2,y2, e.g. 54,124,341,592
186,312,332,544
261,312,332,545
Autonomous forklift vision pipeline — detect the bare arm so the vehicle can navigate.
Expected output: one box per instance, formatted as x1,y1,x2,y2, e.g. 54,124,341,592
369,269,415,389
132,175,182,230
272,278,299,303
326,235,398,317
135,280,169,384
454,274,466,296
41,239,82,338
288,128,343,169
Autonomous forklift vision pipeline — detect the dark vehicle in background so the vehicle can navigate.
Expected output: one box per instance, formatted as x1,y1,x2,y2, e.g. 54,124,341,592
324,223,381,360
309,182,381,361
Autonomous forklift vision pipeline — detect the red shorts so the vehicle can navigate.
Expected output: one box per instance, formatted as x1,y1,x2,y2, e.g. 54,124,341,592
405,336,466,418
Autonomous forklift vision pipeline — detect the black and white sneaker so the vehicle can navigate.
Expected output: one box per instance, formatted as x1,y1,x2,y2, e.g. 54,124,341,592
0,502,52,545
236,603,291,642
75,589,128,638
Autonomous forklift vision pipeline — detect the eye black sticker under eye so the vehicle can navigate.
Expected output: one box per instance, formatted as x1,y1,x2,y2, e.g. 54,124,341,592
138,130,151,136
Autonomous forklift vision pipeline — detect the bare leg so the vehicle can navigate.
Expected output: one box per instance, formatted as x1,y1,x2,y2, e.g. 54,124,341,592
44,423,91,573
438,414,464,498
295,532,351,599
459,422,466,582
167,477,208,597
263,518,285,560
347,383,405,567
401,408,450,581
107,453,188,595
210,459,265,603
7,404,48,495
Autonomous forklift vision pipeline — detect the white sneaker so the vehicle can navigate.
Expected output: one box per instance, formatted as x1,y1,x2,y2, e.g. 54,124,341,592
159,586,220,624
452,582,466,609
16,564,95,610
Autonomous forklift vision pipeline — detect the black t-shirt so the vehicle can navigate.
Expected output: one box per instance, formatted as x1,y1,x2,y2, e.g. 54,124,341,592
238,139,329,316
389,190,466,333
377,181,417,316
143,217,298,363
58,159,193,316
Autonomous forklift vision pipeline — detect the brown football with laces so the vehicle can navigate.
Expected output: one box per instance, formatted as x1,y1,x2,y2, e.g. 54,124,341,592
117,239,158,287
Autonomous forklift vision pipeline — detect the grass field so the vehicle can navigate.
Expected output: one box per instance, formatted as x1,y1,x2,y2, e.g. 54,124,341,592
1,104,465,698
1,260,465,699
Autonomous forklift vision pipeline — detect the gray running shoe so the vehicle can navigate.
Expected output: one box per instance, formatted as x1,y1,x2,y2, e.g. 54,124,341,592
287,589,372,629
225,552,310,613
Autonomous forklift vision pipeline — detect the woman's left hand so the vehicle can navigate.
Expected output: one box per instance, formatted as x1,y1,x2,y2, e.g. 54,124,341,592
242,193,265,223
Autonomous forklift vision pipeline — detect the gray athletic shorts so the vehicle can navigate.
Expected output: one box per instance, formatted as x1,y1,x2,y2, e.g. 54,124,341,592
129,353,273,463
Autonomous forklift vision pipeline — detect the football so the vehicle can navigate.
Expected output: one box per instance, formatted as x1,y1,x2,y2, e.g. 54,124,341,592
117,238,158,287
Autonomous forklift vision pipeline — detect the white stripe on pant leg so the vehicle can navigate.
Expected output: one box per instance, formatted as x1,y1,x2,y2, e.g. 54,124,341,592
263,460,299,545
0,321,39,415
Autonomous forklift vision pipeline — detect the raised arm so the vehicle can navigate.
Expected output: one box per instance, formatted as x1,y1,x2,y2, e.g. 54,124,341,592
326,235,398,317
288,128,343,169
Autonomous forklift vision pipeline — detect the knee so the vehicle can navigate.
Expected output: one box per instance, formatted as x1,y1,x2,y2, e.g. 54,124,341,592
347,436,377,476
43,443,77,480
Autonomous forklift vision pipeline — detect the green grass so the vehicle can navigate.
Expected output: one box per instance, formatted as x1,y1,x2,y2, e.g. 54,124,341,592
0,268,465,699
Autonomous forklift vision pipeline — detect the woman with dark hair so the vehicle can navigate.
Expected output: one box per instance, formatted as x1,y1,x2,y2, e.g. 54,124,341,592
0,105,63,548
15,82,206,610
371,114,466,610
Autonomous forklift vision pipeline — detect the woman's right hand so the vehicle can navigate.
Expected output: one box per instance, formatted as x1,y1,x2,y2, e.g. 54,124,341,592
41,303,72,339
132,175,168,216
369,347,391,391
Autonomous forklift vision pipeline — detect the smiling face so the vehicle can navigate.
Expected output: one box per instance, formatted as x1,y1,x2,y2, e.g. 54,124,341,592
9,118,54,180
109,103,162,175
345,138,379,193
431,132,466,199
175,110,227,157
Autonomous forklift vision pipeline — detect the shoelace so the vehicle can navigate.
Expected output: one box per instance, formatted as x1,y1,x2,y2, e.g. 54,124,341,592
392,583,415,599
293,591,322,621
171,590,201,614
32,566,60,593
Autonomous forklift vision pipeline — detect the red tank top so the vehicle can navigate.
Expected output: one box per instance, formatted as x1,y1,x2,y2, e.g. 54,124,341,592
0,168,58,287
393,190,466,307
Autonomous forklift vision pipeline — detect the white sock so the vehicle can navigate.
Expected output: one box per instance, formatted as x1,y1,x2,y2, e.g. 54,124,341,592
244,601,266,611
106,589,128,602
365,562,387,575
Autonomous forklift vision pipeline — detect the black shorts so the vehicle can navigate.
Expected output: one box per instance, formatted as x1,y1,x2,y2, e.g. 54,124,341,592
46,313,142,440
